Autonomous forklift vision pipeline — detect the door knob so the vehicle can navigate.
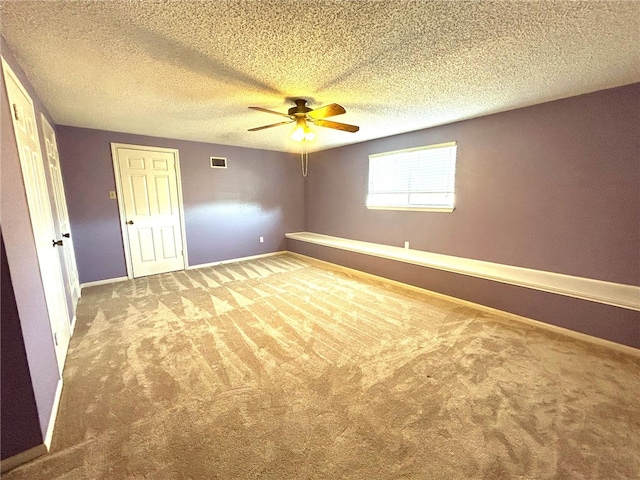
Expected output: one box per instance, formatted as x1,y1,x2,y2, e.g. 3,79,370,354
126,220,134,225
62,233,70,238
52,239,63,247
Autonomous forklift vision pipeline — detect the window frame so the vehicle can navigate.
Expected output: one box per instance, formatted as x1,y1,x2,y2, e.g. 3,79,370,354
366,141,457,213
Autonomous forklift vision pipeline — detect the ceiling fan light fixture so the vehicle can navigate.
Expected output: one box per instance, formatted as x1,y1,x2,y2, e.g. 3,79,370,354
291,118,314,142
303,125,315,141
291,124,305,141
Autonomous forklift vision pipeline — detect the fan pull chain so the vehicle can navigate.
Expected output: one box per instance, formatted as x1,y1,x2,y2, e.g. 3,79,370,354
301,140,308,177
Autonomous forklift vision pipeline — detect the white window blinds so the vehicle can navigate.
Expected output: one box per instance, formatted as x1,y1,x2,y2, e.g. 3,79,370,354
367,141,457,211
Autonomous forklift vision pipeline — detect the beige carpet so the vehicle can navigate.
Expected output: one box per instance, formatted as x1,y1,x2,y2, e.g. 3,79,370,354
5,253,640,479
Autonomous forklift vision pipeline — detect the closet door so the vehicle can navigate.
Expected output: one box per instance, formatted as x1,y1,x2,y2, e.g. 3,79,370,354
41,114,81,313
3,58,70,374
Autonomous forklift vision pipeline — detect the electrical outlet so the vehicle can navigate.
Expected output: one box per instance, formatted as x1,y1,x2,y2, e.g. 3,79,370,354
404,241,410,249
109,190,117,199
259,236,264,243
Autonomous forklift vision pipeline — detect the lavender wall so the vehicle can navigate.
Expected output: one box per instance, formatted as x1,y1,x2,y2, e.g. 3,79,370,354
305,84,640,286
299,84,640,346
1,38,61,449
56,127,305,284
1,232,43,459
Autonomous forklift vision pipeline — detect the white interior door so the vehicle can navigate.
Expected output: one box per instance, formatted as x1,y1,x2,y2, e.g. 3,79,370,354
41,114,81,313
112,144,186,278
2,59,70,374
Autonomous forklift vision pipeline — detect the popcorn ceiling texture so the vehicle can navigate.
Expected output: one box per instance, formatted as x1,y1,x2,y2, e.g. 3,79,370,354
1,0,639,153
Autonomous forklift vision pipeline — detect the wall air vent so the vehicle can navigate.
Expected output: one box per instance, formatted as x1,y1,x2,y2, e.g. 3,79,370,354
210,157,227,169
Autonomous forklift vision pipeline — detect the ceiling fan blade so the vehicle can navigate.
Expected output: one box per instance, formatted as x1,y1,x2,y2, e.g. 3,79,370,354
248,106,291,118
307,103,346,119
313,119,360,133
248,121,293,131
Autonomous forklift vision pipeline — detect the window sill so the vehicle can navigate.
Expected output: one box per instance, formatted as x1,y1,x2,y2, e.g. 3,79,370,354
366,206,454,213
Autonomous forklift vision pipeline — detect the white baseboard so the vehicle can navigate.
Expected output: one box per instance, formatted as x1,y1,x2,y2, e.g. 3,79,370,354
80,276,128,289
286,232,640,312
44,378,63,450
187,250,286,270
81,252,287,284
289,252,640,358
0,443,47,473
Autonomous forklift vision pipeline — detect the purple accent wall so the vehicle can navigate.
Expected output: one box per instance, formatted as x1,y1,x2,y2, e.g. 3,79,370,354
1,38,61,446
305,84,640,286
299,84,640,346
1,232,43,459
56,127,305,283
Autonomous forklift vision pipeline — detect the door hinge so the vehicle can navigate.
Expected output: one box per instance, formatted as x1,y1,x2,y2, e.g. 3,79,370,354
54,332,59,346
12,103,19,121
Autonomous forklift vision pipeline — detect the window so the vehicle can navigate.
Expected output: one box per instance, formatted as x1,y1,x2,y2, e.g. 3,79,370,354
366,141,457,212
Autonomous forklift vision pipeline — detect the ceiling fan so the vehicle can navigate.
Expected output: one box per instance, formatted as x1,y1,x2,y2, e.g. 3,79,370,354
248,99,359,141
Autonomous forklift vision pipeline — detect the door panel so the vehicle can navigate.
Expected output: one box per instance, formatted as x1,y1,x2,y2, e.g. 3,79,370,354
3,59,70,374
137,228,156,262
41,114,81,313
127,175,146,215
160,227,178,258
114,146,185,278
155,176,172,214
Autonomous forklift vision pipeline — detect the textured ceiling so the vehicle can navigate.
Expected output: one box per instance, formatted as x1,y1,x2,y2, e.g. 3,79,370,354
1,1,639,153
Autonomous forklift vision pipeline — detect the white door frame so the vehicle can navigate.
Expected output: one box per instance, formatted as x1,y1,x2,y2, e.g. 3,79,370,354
110,143,188,279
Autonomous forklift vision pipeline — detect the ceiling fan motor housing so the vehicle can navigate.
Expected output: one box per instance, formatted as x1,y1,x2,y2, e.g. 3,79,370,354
288,99,312,117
